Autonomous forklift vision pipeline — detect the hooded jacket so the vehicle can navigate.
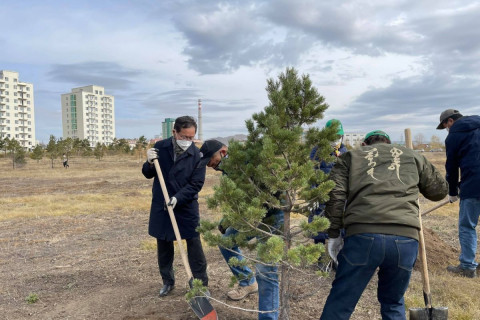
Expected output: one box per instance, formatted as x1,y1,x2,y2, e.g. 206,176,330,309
445,115,480,199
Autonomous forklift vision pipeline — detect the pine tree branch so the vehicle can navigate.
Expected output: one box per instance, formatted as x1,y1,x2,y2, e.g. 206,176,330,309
243,219,285,240
206,296,277,314
256,220,284,235
219,245,276,267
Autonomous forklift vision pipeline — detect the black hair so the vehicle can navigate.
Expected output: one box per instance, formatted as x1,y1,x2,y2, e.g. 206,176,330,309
174,116,197,133
364,135,391,145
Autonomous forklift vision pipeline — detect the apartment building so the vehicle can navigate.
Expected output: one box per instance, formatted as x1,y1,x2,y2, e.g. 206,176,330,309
344,132,366,148
0,70,36,149
162,118,175,139
61,85,115,146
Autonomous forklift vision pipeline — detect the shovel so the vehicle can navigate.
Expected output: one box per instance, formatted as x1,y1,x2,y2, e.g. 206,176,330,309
409,200,449,320
421,199,450,217
153,159,218,320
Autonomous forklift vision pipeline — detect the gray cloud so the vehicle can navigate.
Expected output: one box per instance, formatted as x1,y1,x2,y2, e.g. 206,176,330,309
169,1,318,74
170,1,480,78
333,71,480,142
48,62,144,91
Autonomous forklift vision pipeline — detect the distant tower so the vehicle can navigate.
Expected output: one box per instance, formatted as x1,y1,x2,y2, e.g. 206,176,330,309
198,99,203,141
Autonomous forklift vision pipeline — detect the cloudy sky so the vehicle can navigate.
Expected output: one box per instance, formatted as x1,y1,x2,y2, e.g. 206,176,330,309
2,0,479,143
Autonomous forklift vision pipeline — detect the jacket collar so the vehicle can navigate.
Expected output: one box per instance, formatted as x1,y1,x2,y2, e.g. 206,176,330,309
161,137,195,161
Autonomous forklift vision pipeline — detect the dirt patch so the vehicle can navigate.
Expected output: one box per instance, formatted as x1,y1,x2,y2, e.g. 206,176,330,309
0,156,467,320
416,227,459,273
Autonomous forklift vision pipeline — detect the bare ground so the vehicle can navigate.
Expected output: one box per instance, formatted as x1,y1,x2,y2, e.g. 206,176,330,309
0,155,465,320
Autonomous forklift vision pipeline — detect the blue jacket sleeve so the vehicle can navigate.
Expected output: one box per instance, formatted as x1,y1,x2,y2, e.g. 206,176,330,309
445,134,460,196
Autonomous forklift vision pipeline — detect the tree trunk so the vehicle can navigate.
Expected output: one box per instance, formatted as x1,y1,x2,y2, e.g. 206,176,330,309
279,209,291,320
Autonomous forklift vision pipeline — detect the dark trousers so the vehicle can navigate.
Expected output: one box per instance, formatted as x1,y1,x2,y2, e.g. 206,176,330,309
320,233,418,320
157,237,208,286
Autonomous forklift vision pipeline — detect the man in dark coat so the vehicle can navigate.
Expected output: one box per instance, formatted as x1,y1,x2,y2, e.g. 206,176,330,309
142,116,208,297
437,109,480,278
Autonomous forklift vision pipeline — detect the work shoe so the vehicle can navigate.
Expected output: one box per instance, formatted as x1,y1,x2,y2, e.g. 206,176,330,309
227,282,258,301
446,265,477,278
159,284,175,296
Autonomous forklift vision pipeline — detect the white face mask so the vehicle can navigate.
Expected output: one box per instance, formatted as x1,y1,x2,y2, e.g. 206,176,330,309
330,138,342,148
176,139,192,151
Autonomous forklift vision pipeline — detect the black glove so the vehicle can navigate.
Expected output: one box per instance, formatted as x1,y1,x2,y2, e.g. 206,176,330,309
218,224,226,234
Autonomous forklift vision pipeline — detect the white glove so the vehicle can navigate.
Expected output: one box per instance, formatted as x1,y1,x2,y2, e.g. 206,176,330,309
327,237,344,265
449,195,459,203
167,197,177,209
147,148,158,164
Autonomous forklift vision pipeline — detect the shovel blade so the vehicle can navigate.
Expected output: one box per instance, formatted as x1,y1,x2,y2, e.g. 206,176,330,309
409,307,448,320
189,296,218,320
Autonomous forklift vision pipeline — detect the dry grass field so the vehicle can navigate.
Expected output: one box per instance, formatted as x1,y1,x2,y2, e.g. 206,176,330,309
0,153,479,319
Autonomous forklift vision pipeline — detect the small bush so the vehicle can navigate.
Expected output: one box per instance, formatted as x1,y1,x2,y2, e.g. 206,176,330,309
25,293,39,304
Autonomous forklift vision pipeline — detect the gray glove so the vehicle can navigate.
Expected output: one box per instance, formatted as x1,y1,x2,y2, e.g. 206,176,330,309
147,148,158,164
167,197,177,209
449,195,459,203
327,237,344,265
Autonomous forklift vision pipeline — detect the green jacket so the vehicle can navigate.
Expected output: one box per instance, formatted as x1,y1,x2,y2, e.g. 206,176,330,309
326,143,448,240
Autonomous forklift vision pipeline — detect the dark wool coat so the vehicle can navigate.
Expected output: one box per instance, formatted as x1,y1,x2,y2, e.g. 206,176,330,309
142,138,206,241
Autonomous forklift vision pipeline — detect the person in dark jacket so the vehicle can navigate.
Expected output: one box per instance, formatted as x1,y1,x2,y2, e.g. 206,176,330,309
142,116,208,297
436,109,480,278
199,139,284,320
320,130,448,320
308,119,347,271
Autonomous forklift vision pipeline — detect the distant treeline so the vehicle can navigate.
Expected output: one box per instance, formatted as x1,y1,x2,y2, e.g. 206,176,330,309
0,135,151,168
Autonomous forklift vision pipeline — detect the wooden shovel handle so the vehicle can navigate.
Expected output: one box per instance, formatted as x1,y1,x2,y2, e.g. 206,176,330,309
418,198,449,309
418,210,432,309
421,199,450,216
153,159,194,280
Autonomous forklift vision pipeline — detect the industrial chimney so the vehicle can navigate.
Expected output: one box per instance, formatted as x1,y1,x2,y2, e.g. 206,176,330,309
198,99,203,142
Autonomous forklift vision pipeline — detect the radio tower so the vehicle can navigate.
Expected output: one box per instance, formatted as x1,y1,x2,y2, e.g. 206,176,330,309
198,99,203,141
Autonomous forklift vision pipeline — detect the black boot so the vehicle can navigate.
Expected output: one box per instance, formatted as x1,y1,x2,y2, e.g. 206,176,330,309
159,284,175,296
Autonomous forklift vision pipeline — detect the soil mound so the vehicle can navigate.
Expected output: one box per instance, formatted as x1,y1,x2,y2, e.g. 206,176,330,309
415,227,459,272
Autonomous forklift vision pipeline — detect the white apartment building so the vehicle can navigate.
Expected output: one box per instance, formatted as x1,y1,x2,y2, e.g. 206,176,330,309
0,70,36,150
344,132,366,148
61,85,115,146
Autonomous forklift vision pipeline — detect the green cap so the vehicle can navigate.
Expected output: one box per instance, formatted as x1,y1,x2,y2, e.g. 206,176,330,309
325,119,344,135
364,130,390,142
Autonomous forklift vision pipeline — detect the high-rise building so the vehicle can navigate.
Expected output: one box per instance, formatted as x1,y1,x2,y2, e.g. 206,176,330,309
162,118,175,139
61,85,115,146
0,70,36,150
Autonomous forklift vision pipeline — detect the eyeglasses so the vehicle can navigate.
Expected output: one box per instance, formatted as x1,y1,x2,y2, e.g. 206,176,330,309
175,133,195,141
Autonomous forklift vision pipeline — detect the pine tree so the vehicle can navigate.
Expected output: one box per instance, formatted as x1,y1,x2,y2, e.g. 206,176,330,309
6,138,25,168
93,142,106,160
30,144,44,163
135,135,148,160
46,135,60,168
199,68,340,319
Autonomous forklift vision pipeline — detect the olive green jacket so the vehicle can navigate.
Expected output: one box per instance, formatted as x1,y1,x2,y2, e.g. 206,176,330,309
326,143,448,240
